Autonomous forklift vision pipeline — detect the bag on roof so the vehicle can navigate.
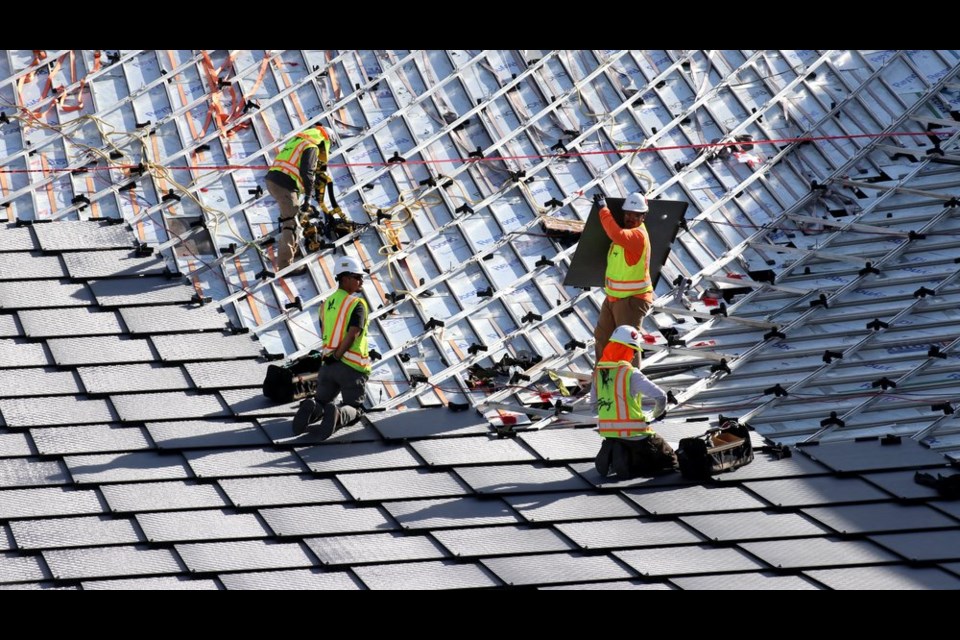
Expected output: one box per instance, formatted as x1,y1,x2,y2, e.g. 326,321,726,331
677,420,754,480
262,352,322,403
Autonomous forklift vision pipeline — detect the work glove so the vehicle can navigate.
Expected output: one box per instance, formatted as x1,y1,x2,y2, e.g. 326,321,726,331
322,354,339,367
300,201,312,213
592,192,606,208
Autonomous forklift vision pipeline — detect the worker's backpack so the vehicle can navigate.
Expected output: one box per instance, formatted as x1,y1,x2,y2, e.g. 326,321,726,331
262,352,322,403
677,420,754,480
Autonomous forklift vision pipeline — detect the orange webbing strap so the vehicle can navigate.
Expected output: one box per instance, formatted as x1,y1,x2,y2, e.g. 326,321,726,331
84,176,99,217
127,189,145,241
233,254,263,326
324,50,349,125
149,135,168,193
246,53,272,97
165,51,201,144
38,154,56,215
0,170,11,222
419,361,445,405
187,260,205,299
198,50,233,154
272,56,306,126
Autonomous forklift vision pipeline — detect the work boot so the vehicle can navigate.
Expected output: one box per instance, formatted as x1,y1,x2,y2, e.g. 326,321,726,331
292,398,318,435
594,439,614,477
308,403,339,440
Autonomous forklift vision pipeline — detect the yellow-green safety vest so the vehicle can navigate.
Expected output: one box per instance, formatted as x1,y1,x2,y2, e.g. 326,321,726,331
268,128,329,193
321,288,371,374
604,223,652,298
595,360,653,438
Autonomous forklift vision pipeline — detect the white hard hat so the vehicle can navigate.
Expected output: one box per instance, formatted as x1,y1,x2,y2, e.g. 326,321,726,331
334,255,365,277
623,192,649,214
609,325,642,351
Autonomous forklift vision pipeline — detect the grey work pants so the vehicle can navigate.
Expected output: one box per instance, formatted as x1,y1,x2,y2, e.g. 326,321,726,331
266,178,301,271
313,360,368,428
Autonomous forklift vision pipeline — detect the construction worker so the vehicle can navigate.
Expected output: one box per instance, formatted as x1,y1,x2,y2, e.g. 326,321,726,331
592,325,675,477
293,255,371,438
265,124,331,273
593,191,653,367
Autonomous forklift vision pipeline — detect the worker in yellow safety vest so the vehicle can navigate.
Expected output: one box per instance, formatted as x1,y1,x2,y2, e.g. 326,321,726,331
265,124,332,273
592,325,676,476
592,191,653,367
293,255,371,439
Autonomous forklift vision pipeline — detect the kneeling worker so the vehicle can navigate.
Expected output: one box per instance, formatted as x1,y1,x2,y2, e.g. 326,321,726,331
593,325,676,477
293,255,371,438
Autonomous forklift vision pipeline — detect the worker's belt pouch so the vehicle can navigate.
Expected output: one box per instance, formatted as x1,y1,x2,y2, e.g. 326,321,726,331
677,420,754,480
263,353,321,403
595,436,671,479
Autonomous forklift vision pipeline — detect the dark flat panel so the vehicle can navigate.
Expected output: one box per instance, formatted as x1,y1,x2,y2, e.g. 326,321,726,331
146,419,269,449
564,198,688,289
42,545,183,580
30,424,151,455
0,368,80,397
10,515,141,549
518,428,600,462
681,511,828,542
623,483,768,515
384,497,523,530
61,250,167,278
0,396,115,427
18,308,123,338
0,339,49,367
0,458,68,487
119,304,227,334
741,538,898,569
78,363,192,394
354,559,499,590
543,581,673,590
217,475,347,508
0,252,65,280
219,388,299,418
219,568,361,590
434,525,575,557
569,461,690,489
100,480,228,513
454,463,590,494
151,332,263,362
306,532,446,566
184,360,272,389
0,582,76,590
557,519,702,550
863,469,960,500
296,441,420,473
707,448,831,481
338,469,470,501
82,576,219,590
0,225,36,251
367,407,491,440
745,476,889,507
47,335,154,366
65,451,191,484
0,487,105,519
260,415,378,443
481,552,633,586
0,314,19,337
505,492,640,523
0,431,31,457
89,277,196,306
0,552,49,584
175,540,314,573
259,504,396,537
410,436,536,466
184,448,306,478
672,573,821,590
615,545,765,577
807,565,960,590
0,280,94,309
800,439,949,473
871,530,960,562
803,503,957,534
111,391,228,422
33,220,133,251
136,509,269,542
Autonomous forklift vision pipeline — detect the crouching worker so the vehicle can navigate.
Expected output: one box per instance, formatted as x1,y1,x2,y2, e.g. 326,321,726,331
293,255,370,438
592,325,676,479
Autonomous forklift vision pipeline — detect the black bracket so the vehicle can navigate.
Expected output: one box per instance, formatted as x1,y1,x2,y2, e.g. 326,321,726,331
194,143,211,154
535,255,554,268
866,318,889,331
285,296,303,313
134,242,153,257
764,327,786,340
508,170,527,183
263,351,285,361
388,151,405,164
908,230,926,240
190,293,212,305
418,176,437,188
220,243,237,256
455,204,474,215
544,197,563,209
822,349,843,364
243,100,260,113
71,194,91,210
255,268,274,281
227,323,249,335
161,189,181,203
467,343,488,356
398,353,411,363
871,376,897,390
510,371,530,384
0,112,8,125
710,358,731,375
859,262,880,276
820,411,845,428
763,383,789,397
564,339,586,351
661,326,686,347
425,317,445,331
880,434,902,445
118,182,136,193
409,373,428,386
913,286,935,299
709,303,727,317
928,345,947,359
551,140,567,154
809,293,829,308
932,402,955,415
369,348,382,362
666,390,678,404
476,286,493,298
468,147,484,159
448,400,470,412
247,185,263,198
521,311,542,323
